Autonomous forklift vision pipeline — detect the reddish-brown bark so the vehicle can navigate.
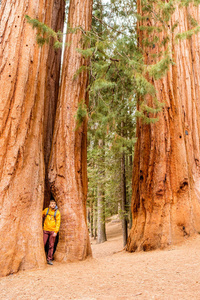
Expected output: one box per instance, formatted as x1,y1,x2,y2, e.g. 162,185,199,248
0,0,64,276
43,0,65,208
48,0,93,261
127,4,200,251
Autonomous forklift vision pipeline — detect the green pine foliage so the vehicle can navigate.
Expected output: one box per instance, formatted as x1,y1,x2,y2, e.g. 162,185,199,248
25,15,63,48
87,0,139,227
75,100,88,130
176,26,200,40
148,53,174,80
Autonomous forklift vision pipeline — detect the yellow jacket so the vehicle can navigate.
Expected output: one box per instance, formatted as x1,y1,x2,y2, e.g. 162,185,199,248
42,208,61,233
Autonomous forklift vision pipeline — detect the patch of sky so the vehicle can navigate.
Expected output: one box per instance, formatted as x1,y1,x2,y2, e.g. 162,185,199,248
101,0,137,37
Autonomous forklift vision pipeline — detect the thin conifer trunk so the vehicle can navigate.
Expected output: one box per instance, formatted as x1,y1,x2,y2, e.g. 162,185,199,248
90,199,94,237
97,139,107,244
129,151,133,229
94,196,97,239
121,121,128,247
97,184,107,244
121,151,128,246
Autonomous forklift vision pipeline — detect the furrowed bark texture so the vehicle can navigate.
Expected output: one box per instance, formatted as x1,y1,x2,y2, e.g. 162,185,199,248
48,0,93,261
0,0,63,276
43,0,65,208
127,3,200,251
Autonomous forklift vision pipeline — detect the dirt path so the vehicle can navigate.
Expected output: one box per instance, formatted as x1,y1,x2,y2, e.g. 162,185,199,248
1,218,200,299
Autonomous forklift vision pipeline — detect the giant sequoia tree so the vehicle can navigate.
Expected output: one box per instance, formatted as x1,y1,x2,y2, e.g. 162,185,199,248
48,0,93,261
127,1,200,251
0,0,65,276
0,0,93,276
43,1,65,208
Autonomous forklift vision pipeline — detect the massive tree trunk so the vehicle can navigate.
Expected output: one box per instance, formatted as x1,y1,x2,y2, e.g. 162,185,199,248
127,3,200,251
43,0,65,208
0,0,64,276
48,0,93,261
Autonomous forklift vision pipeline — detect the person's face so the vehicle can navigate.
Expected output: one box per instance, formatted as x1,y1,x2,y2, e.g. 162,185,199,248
49,201,56,209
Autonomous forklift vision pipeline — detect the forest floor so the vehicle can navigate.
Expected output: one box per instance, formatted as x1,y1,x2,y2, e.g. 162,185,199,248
1,216,200,300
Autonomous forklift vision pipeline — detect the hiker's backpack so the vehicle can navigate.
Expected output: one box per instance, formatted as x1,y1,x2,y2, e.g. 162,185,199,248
44,207,58,222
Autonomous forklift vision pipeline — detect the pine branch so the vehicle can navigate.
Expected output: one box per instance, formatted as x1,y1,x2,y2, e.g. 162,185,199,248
25,15,63,48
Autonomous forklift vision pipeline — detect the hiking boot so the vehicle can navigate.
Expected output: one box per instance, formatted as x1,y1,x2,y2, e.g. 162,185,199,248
47,260,53,265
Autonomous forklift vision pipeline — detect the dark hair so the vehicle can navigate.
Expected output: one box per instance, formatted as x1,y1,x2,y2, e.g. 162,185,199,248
50,199,56,203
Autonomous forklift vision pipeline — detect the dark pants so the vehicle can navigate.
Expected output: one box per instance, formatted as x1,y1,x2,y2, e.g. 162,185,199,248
43,230,56,261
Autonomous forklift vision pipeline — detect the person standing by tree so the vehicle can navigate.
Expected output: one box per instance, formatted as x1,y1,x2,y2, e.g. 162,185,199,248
42,199,61,265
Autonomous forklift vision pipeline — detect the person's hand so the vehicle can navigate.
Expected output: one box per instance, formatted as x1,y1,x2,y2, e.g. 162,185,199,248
53,232,57,237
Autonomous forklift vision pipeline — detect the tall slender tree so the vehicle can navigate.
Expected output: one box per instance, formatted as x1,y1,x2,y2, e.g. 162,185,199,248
0,0,65,276
97,140,107,243
121,121,128,247
127,1,200,252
